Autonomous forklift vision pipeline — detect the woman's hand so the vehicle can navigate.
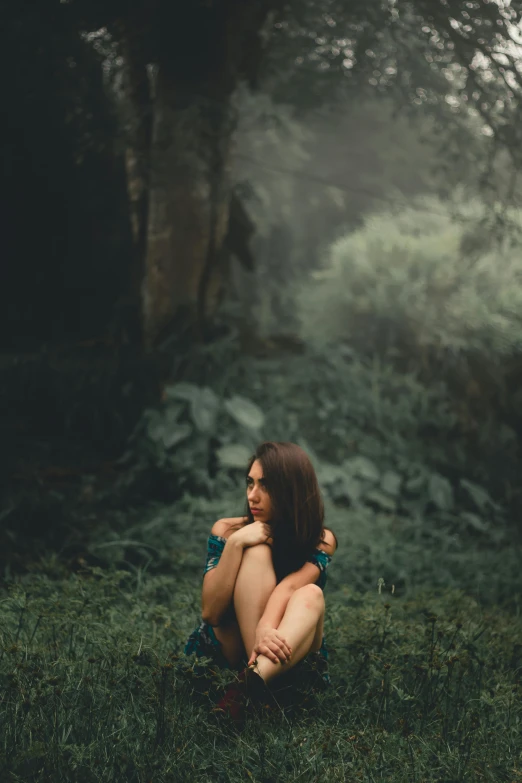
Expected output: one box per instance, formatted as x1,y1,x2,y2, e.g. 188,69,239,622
229,520,273,549
248,626,292,666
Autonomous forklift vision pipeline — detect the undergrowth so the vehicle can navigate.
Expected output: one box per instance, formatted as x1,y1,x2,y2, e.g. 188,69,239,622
3,204,522,783
1,567,521,783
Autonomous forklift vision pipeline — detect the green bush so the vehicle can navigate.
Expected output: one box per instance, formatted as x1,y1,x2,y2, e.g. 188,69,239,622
299,195,522,360
118,381,269,500
86,469,519,615
4,342,517,576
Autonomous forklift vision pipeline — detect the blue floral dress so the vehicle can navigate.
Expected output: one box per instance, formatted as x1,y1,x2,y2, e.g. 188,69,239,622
184,534,332,684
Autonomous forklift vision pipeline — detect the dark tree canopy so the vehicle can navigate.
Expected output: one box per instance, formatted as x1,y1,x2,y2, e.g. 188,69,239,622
267,1,522,142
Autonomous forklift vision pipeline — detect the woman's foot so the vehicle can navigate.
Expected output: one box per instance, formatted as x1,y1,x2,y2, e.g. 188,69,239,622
213,665,276,726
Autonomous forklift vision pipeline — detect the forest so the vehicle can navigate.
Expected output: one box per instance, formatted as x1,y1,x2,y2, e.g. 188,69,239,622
1,0,522,781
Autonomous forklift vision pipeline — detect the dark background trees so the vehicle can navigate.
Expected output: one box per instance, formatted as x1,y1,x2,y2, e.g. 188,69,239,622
2,0,521,348
0,3,132,347
2,0,522,564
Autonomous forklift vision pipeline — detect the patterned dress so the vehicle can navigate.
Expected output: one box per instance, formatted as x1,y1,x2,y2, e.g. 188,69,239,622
184,534,333,685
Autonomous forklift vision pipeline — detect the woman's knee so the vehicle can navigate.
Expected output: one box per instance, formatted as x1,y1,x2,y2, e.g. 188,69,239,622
236,543,276,585
240,543,273,563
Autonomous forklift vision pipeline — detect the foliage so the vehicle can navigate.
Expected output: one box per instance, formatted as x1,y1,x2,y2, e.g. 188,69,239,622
1,565,521,782
118,379,266,500
299,194,522,361
70,349,520,615
5,0,522,347
230,89,339,335
325,500,520,612
292,196,522,508
231,94,468,338
0,349,157,453
65,453,520,613
268,0,522,160
111,305,522,528
4,323,521,582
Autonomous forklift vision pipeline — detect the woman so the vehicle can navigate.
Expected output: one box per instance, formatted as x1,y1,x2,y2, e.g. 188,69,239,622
184,441,337,721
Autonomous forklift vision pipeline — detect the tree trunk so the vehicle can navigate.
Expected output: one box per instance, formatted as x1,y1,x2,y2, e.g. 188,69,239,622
142,68,236,349
111,17,153,344
120,30,152,297
140,1,281,350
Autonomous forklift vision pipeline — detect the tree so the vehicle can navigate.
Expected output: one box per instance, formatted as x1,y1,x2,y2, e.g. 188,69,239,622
59,0,522,348
72,1,284,348
0,1,132,347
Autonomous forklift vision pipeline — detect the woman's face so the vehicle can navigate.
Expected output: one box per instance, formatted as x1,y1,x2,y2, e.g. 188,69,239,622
246,459,273,522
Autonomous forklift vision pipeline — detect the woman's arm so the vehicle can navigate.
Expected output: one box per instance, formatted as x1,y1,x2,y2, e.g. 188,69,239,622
201,519,273,626
201,522,244,626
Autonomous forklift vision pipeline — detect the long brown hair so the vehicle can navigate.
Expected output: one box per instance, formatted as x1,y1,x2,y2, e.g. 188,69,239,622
244,441,328,582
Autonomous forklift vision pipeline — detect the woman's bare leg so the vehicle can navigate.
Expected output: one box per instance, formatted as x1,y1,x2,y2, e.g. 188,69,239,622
253,584,325,684
213,619,247,668
213,544,276,668
233,544,277,660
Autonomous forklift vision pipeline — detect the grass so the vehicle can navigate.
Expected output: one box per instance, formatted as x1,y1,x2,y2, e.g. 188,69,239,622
1,541,521,782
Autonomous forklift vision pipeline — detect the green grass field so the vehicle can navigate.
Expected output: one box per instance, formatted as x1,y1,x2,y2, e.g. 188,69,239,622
1,492,521,783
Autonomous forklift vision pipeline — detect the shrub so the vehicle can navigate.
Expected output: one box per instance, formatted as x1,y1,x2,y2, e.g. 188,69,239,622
299,195,522,362
117,381,269,500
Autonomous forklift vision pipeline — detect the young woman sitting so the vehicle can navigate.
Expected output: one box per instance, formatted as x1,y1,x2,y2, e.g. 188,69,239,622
184,441,337,722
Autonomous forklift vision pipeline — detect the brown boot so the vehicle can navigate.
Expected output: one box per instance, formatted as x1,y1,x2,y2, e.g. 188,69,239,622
213,665,275,727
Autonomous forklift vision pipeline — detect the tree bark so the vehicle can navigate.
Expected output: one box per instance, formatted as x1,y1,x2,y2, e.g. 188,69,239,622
140,1,282,350
110,16,153,345
143,70,236,349
120,30,152,297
